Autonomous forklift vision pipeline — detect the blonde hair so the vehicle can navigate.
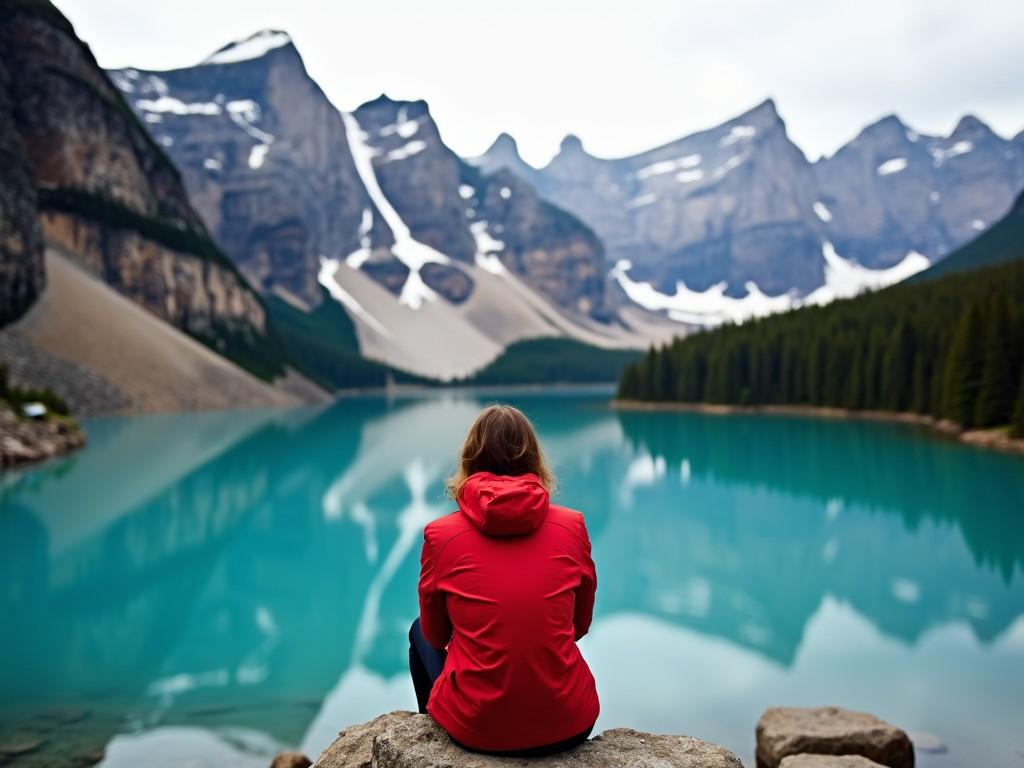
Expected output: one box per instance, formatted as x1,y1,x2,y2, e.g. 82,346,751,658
447,404,555,500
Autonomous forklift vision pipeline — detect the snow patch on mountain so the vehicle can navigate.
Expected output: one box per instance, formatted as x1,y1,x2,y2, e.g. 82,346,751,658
248,144,270,169
340,110,450,310
813,201,833,222
676,169,704,184
317,257,391,337
384,140,427,162
877,157,908,175
721,125,756,146
626,193,657,208
471,221,506,274
610,260,792,327
202,30,292,66
802,243,929,305
136,97,221,115
226,100,275,144
929,140,973,166
612,241,930,326
380,106,420,139
635,154,701,180
713,154,746,178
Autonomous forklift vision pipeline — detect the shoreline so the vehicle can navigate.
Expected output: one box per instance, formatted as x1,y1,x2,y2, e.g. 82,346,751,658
612,399,1024,455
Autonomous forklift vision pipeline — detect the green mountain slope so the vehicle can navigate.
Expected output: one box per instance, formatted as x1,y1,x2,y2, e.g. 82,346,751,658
465,338,641,386
910,190,1024,283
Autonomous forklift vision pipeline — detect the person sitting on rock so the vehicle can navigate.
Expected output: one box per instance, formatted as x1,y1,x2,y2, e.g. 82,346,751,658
409,403,599,756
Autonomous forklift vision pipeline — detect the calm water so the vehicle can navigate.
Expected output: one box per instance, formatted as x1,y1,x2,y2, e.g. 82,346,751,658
1,390,1023,767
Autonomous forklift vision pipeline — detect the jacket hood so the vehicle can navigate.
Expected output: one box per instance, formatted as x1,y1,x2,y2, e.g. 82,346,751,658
458,472,550,536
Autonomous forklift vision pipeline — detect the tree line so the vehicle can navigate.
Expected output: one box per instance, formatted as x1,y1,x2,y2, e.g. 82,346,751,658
617,257,1024,437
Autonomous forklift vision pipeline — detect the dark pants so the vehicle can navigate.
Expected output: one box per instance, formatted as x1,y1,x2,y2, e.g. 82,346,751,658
408,619,594,757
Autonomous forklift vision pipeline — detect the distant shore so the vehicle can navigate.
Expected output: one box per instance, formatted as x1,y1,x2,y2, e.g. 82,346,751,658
612,399,1024,455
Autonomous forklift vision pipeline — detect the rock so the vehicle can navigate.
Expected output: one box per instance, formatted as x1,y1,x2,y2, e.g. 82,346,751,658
271,751,313,768
313,711,744,768
756,708,913,768
779,757,887,768
315,712,416,768
0,402,85,467
0,733,46,756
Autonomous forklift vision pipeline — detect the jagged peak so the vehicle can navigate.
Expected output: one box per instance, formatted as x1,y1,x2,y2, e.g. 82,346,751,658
200,29,294,66
734,97,781,124
950,114,993,138
862,113,908,133
486,132,520,154
356,93,430,115
558,133,586,154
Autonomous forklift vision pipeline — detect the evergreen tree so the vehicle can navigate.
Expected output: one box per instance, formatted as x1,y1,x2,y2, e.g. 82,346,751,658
881,320,914,411
974,297,1015,427
942,303,986,428
1012,370,1024,439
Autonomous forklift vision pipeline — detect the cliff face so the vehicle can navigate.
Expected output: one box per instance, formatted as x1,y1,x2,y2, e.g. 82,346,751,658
110,47,610,322
0,56,43,326
110,33,378,310
0,3,280,376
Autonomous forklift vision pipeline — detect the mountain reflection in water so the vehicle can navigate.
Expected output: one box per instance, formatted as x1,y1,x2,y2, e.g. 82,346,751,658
0,391,1021,767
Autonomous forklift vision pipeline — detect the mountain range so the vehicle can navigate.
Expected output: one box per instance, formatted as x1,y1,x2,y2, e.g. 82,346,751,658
474,100,1024,322
2,8,1023,406
106,28,1024,376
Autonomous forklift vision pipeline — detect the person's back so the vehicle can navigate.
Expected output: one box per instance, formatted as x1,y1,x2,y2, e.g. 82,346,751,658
409,405,599,755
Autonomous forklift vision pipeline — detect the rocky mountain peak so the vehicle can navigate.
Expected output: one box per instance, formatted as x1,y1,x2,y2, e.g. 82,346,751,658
950,114,994,141
485,132,521,158
735,97,783,127
559,133,586,153
471,132,536,179
856,113,912,144
199,29,295,67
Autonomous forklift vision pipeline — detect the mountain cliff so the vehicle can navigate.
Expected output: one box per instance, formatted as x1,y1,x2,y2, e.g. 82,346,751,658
0,0,283,379
110,31,377,311
0,47,43,326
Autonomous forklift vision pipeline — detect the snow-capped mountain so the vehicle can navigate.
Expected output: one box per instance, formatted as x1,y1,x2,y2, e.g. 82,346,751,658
473,101,1024,325
110,33,669,379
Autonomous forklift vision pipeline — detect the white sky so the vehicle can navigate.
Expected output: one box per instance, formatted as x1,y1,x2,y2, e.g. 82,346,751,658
56,0,1024,166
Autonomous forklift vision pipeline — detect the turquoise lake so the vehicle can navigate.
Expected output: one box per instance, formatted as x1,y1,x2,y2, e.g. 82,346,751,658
1,390,1023,767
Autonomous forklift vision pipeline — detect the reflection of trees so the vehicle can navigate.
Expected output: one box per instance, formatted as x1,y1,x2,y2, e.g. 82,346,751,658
616,410,1024,578
612,409,1024,663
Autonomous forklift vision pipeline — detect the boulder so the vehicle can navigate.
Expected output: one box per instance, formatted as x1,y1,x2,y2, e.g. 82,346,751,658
756,708,913,768
271,751,313,768
312,711,744,768
779,757,887,768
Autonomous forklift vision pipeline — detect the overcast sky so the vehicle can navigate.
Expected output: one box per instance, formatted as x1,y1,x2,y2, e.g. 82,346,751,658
56,0,1024,166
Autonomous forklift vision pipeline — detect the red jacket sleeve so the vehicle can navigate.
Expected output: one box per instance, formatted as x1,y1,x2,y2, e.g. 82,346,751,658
418,531,453,649
573,516,597,641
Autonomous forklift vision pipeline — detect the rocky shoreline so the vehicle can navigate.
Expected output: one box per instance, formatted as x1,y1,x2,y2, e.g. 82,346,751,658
0,403,85,468
614,399,1024,455
272,706,919,768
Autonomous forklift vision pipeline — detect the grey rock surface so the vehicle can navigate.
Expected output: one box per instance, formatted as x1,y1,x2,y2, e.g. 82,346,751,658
756,707,913,768
0,57,44,327
778,756,887,768
312,711,745,768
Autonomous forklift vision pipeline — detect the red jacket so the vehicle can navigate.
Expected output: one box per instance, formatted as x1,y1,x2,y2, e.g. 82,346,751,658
418,471,599,751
